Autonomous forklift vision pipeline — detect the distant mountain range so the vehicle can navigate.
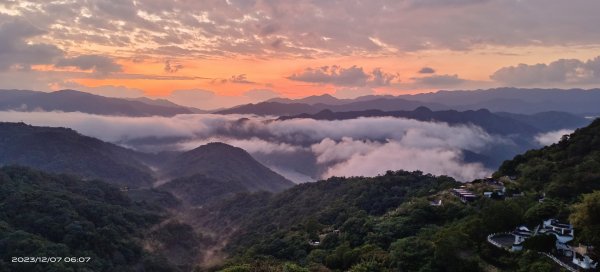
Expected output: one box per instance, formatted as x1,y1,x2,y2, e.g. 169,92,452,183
4,88,600,117
0,89,200,116
215,98,448,115
220,88,600,116
398,88,600,115
125,96,208,113
0,123,294,203
495,111,591,132
278,107,590,136
267,94,357,105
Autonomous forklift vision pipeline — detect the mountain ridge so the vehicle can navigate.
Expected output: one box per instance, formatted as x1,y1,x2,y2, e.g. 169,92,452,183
215,98,448,116
254,88,600,115
0,122,155,187
0,89,196,116
0,123,294,197
277,107,544,136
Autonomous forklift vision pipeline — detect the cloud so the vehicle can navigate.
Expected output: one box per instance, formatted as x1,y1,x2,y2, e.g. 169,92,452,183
412,74,466,86
322,142,489,182
55,54,123,74
211,74,257,85
229,74,254,84
371,68,399,86
288,65,398,87
490,56,600,86
0,18,63,70
535,129,573,146
0,111,504,181
311,137,382,164
164,60,184,73
4,0,600,93
0,111,241,142
4,0,600,59
406,0,490,9
418,67,436,74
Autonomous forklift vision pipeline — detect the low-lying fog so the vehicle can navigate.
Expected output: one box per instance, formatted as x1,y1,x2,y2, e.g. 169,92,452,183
0,111,571,182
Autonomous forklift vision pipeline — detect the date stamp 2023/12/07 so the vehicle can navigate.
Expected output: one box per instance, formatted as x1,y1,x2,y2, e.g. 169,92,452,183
12,256,92,264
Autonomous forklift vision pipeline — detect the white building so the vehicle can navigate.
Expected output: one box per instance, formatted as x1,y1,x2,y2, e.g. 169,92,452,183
511,226,532,251
572,245,598,270
452,188,477,203
539,219,574,244
429,199,443,206
492,218,598,270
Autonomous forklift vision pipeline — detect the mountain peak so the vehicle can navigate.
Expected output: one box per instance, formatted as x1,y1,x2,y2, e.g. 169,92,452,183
188,142,245,153
414,106,433,113
314,94,336,98
163,142,294,193
53,89,92,96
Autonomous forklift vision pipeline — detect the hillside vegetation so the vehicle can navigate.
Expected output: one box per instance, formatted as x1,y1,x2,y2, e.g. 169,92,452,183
497,118,600,199
0,123,154,187
0,166,178,272
203,119,600,271
1,119,599,271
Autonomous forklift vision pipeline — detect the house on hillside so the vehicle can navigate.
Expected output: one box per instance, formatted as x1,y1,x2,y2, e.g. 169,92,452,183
429,199,443,206
538,219,574,256
572,245,598,270
308,240,320,246
490,218,598,270
511,226,533,251
452,188,477,203
539,219,574,244
483,189,505,199
538,193,546,203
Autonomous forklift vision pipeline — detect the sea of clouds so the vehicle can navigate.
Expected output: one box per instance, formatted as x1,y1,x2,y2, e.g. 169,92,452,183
0,111,566,182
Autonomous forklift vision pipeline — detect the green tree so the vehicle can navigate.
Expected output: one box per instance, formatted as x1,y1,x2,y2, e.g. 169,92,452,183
390,236,433,271
570,191,600,249
523,235,556,253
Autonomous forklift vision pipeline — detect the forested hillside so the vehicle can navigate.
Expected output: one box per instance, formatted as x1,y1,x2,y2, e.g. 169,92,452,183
1,120,599,271
198,171,561,271
0,166,179,272
161,143,294,194
199,119,600,271
496,118,600,199
0,123,154,187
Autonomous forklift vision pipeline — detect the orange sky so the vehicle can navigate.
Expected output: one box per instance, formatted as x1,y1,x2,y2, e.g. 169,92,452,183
69,45,600,98
2,0,600,108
